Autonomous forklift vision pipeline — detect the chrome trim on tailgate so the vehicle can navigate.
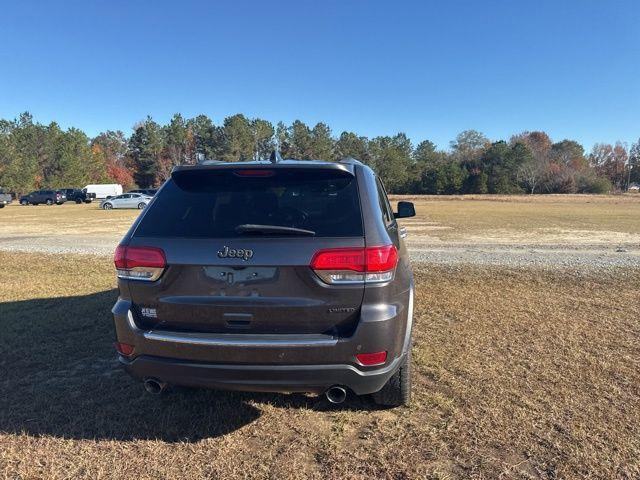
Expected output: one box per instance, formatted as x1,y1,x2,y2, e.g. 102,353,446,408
127,313,338,347
143,330,338,347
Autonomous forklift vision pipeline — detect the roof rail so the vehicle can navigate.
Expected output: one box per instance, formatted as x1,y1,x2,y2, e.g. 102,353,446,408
198,159,226,165
338,157,364,166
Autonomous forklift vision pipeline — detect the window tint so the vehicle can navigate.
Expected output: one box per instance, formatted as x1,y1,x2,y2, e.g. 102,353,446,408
135,168,363,238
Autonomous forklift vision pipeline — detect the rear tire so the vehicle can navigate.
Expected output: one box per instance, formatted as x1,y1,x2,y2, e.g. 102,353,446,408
75,199,82,204
46,199,53,206
137,202,146,210
20,200,28,206
372,350,412,407
102,203,113,210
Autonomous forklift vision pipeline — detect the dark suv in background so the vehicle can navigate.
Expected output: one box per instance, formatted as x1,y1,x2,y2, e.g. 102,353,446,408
0,188,12,208
112,157,416,407
59,188,96,204
19,190,65,205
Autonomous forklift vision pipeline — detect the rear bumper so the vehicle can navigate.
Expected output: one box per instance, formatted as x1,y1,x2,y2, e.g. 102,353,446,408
119,353,405,395
112,286,413,395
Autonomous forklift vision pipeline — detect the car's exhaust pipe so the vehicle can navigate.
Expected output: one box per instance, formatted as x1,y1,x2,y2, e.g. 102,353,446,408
325,386,347,404
143,378,167,395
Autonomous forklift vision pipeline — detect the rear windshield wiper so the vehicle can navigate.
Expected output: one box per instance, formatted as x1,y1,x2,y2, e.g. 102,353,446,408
235,224,316,236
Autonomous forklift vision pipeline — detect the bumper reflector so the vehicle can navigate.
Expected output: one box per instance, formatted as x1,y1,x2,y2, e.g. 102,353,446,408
355,351,387,366
114,342,135,356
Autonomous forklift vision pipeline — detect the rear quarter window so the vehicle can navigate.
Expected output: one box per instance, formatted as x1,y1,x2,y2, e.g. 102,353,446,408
375,178,395,226
135,168,363,238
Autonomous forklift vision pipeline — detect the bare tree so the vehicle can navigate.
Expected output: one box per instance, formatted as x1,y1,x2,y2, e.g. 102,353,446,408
517,161,543,194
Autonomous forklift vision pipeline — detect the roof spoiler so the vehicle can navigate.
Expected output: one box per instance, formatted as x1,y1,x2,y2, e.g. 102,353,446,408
171,162,355,180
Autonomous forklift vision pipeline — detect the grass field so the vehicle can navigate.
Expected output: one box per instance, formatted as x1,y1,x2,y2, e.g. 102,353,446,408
2,194,639,255
391,194,640,248
1,195,639,479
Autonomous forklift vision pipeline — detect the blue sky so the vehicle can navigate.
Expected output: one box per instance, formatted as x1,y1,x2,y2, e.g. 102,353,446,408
0,0,638,150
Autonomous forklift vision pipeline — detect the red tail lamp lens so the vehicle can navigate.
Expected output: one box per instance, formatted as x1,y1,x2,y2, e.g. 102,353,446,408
114,244,127,269
310,245,398,272
365,245,398,272
310,248,366,272
114,246,166,269
114,245,166,281
356,351,387,366
114,342,135,356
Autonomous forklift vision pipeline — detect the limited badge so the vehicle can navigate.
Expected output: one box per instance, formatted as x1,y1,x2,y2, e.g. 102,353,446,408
328,307,357,314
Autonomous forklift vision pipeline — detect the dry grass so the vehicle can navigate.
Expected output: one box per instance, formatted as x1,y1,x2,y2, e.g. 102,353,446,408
2,195,639,254
391,194,640,248
1,251,638,479
0,202,138,237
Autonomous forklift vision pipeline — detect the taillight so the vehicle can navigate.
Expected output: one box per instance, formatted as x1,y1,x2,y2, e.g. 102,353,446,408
310,245,398,284
114,245,166,281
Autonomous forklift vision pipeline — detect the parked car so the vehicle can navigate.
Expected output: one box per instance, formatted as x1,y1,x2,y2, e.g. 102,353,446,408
59,188,97,204
84,183,123,199
0,188,12,208
100,193,152,210
128,188,158,196
111,157,416,407
19,190,66,205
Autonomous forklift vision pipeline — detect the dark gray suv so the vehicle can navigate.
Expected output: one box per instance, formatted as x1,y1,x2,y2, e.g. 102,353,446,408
112,158,416,406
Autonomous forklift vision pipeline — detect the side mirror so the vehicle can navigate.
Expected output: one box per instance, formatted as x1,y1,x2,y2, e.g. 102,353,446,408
394,201,415,219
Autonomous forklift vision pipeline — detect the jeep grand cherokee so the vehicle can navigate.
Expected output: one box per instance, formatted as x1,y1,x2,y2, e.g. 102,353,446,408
111,157,416,406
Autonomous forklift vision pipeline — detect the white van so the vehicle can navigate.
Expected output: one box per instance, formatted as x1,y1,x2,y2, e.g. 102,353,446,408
83,184,123,199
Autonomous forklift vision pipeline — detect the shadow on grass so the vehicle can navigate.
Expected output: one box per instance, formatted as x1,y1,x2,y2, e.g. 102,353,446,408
0,290,377,443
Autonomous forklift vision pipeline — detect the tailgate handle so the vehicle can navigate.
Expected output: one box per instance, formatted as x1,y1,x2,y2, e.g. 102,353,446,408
224,313,253,329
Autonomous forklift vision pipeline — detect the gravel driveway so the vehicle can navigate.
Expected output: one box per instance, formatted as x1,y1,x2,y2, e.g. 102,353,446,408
1,233,638,270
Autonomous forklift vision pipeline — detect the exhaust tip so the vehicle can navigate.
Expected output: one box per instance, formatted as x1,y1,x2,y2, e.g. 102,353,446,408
325,386,347,404
143,378,167,395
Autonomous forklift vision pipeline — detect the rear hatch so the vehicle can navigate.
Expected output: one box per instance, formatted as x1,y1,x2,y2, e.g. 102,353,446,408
125,165,365,335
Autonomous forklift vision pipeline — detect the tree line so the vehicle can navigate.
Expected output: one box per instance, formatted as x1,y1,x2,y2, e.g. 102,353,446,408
1,112,638,195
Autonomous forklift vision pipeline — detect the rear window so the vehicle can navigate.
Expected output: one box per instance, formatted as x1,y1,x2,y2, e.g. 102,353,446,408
135,168,363,238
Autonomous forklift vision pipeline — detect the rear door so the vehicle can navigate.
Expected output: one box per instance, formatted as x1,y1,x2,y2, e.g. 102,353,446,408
126,166,365,336
116,194,130,208
125,194,138,208
108,195,121,207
